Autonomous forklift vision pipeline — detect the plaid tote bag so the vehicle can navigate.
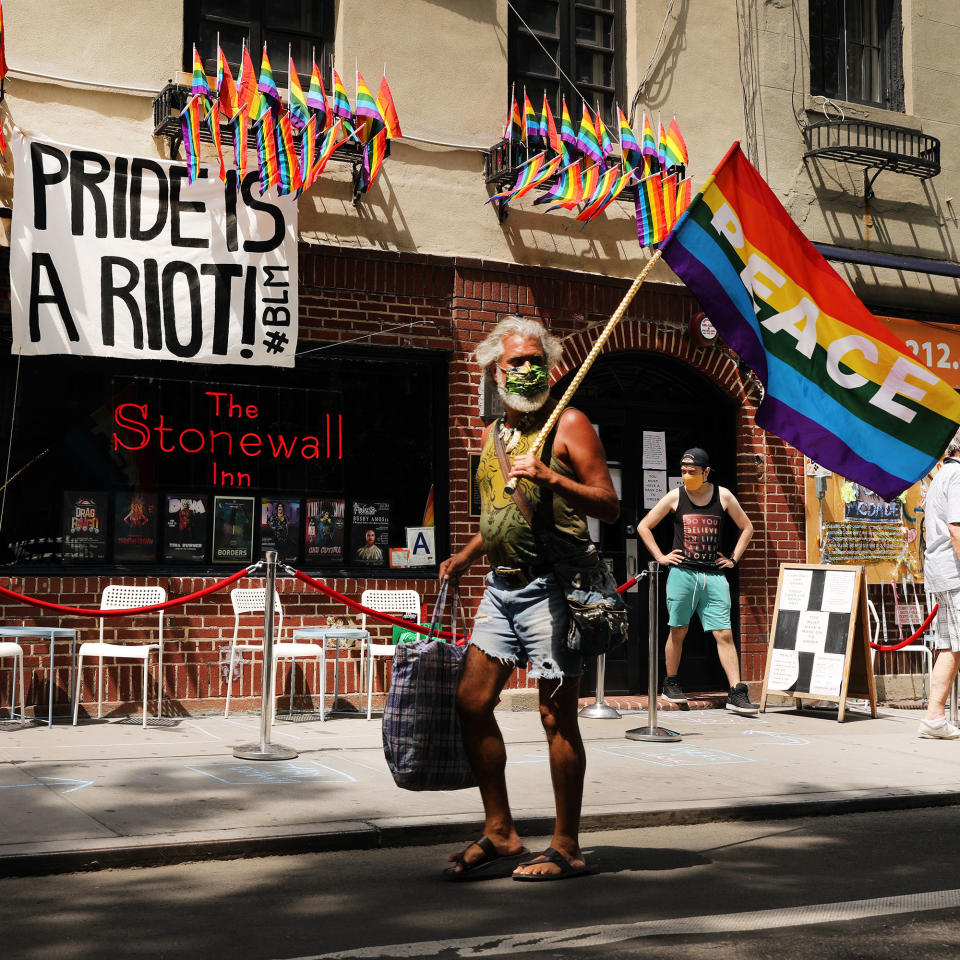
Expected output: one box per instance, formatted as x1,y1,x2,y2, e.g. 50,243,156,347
382,582,477,791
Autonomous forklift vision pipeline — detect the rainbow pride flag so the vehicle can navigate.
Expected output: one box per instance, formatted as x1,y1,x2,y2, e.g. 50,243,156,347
255,110,281,194
596,108,614,162
0,0,8,80
540,93,560,154
287,56,311,129
300,114,319,190
575,164,619,222
487,152,560,207
377,74,402,138
661,172,678,232
523,91,539,144
660,143,960,497
641,113,657,159
676,176,692,219
180,95,205,184
238,42,259,119
361,126,388,191
217,47,238,117
634,170,667,247
656,117,668,168
331,69,353,123
307,60,331,127
578,168,636,224
618,107,642,173
355,70,384,141
534,159,582,208
191,46,211,99
559,97,577,149
229,109,249,182
206,101,226,182
576,105,602,165
276,112,302,195
257,44,281,109
313,118,349,178
663,117,688,168
579,163,600,209
504,93,522,143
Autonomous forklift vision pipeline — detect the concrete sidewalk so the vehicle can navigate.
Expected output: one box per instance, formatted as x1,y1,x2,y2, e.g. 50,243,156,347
0,700,956,877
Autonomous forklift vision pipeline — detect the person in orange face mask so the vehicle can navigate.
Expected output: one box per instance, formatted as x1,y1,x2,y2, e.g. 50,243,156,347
637,447,757,714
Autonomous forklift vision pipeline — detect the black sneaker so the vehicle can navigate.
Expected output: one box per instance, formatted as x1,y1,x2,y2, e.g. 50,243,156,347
726,683,758,716
662,675,687,703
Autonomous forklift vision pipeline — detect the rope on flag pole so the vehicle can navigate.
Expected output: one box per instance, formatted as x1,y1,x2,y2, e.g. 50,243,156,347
504,248,663,495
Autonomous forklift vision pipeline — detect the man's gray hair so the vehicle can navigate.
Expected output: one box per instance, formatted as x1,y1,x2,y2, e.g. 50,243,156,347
474,316,563,372
946,427,960,458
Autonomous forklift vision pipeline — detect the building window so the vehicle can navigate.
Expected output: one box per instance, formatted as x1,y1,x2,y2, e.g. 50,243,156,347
183,1,335,88
809,0,904,111
508,0,625,129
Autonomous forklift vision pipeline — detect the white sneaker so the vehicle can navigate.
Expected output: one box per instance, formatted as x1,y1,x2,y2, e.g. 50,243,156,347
918,718,960,739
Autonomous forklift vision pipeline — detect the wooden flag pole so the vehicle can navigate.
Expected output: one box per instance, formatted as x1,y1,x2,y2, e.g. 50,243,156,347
504,249,663,495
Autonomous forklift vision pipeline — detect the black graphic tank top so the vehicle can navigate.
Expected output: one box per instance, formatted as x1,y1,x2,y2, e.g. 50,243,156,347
672,485,725,571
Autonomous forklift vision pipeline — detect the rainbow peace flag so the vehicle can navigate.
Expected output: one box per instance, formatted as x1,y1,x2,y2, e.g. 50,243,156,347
206,101,226,183
217,47,238,117
180,95,204,184
596,108,614,162
361,126,388,191
504,94,522,143
300,115,319,190
230,109,249,182
523,91,539,144
618,107,642,173
559,97,577,149
534,159,582,208
191,46,211,99
634,170,667,247
663,117,688,168
255,110,281,194
287,56,311,129
313,118,349,178
660,143,960,498
540,93,560,154
641,113,657,158
331,69,353,122
307,60,330,124
576,105,603,165
576,164,619,222
275,112,302,195
257,44,281,109
377,74,402,138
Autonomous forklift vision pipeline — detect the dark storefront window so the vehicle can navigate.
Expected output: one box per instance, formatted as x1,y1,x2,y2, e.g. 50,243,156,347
508,0,625,129
0,349,447,575
809,0,904,111
183,0,335,87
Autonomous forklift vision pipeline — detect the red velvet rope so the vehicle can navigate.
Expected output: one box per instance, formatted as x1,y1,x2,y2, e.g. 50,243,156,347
869,604,938,652
0,565,255,617
290,568,467,642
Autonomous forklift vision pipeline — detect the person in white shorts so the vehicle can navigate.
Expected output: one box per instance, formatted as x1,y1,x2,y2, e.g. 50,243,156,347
919,427,960,739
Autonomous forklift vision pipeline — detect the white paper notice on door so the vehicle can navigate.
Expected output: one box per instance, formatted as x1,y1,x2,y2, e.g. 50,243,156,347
796,610,830,653
769,648,799,691
821,569,856,613
642,431,667,470
643,470,668,508
779,568,813,611
809,653,845,696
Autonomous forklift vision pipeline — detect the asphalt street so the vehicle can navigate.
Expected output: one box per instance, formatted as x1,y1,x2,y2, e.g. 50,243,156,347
5,806,960,960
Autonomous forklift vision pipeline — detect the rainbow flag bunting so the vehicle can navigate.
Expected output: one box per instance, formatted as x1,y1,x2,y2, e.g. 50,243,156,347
659,143,960,498
331,69,354,123
675,176,692,218
229,109,249,182
596,108,615,162
217,47,238,117
576,105,603,165
180,95,205,184
504,93,522,143
559,97,577,149
238,42,259,119
664,117,688,168
206,101,227,182
641,113,657,159
377,74,402,138
299,114,319,190
540,93,560,154
534,159,582,208
634,170,667,247
576,164,620,222
255,110,281,194
0,0,8,81
191,45,211,100
313,118,349,178
618,107,642,173
275,111,302,195
307,60,331,126
523,91,539,144
287,56,311,129
361,126,388,191
257,44,282,109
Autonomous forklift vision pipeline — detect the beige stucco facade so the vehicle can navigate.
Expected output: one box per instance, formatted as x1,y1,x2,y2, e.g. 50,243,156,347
0,1,958,307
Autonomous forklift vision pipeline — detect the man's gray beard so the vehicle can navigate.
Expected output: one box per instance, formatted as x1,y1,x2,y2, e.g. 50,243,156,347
497,383,550,414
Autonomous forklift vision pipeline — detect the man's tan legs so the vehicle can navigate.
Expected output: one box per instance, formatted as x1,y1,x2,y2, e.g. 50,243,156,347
664,625,688,676
925,650,960,721
713,629,741,687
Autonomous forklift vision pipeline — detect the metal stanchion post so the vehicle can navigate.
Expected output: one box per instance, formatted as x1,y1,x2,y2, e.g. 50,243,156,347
234,551,298,761
626,561,681,742
579,653,621,719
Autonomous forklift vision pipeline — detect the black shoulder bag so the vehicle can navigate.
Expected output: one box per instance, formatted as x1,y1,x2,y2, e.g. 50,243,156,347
492,423,629,658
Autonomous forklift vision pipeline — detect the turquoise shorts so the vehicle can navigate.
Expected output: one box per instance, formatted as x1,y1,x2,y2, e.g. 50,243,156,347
665,566,731,632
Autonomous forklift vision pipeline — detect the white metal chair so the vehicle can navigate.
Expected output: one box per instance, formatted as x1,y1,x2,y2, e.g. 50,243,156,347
224,587,326,724
360,589,421,721
73,585,166,728
0,640,26,721
868,597,933,706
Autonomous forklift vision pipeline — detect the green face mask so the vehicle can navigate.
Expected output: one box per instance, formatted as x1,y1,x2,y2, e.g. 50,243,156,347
503,363,549,397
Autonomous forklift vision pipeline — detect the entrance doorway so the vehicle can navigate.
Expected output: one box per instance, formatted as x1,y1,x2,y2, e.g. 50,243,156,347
552,350,740,696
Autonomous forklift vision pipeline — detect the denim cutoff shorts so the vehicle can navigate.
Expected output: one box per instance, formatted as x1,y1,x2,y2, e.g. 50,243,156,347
666,566,732,631
470,571,583,680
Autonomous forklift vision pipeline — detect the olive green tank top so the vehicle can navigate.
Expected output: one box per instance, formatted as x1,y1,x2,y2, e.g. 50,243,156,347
477,417,591,569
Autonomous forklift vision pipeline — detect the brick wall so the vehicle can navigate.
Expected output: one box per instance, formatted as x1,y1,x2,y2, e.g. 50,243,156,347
0,244,807,716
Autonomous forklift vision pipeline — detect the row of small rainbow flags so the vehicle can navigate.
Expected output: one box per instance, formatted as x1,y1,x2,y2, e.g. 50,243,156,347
490,89,691,245
180,42,402,198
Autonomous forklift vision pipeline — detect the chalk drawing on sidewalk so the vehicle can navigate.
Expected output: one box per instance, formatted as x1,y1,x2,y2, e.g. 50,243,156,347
186,760,357,785
677,715,770,726
0,776,93,793
742,730,809,746
596,745,754,767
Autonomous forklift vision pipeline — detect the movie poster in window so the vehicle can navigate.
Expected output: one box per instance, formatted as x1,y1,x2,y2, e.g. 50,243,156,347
305,498,346,564
114,492,158,562
213,496,255,564
351,500,390,566
260,497,301,562
163,495,209,562
62,491,108,562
